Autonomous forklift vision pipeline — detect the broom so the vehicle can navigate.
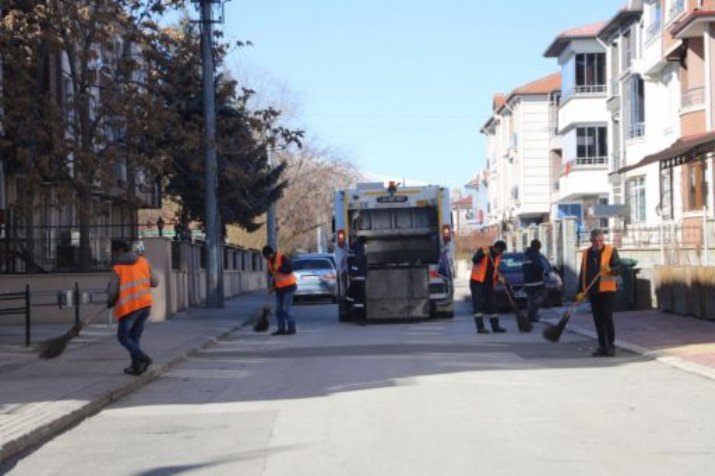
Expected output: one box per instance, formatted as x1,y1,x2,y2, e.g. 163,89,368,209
37,307,107,359
542,272,601,343
252,293,271,332
487,252,531,333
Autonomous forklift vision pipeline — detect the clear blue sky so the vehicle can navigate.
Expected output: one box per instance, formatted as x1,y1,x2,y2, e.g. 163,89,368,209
221,0,625,191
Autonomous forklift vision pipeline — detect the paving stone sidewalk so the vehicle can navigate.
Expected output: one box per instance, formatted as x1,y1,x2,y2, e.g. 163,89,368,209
0,291,268,463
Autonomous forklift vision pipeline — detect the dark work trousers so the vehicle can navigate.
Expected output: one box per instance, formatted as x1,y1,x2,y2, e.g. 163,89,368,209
589,292,616,350
470,280,497,317
117,306,151,364
526,285,545,321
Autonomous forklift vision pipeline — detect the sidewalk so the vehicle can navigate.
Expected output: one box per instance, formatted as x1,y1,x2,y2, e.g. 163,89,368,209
542,304,715,380
3,287,715,465
0,290,268,463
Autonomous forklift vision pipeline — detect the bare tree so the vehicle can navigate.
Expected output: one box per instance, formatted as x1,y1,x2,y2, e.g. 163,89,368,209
274,144,357,253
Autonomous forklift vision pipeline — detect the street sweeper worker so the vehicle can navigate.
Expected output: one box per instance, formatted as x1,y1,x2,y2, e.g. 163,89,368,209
523,239,550,323
470,240,507,334
262,245,298,336
107,240,159,376
578,228,621,357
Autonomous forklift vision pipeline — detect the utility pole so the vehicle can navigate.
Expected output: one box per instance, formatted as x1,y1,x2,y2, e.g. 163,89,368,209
266,144,277,251
196,0,223,307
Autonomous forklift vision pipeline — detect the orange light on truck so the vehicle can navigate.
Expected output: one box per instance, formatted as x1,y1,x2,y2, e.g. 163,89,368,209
337,229,346,247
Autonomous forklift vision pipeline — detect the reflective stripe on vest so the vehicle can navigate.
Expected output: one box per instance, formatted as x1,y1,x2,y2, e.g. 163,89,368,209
581,245,617,293
113,256,153,319
268,251,297,289
470,248,501,284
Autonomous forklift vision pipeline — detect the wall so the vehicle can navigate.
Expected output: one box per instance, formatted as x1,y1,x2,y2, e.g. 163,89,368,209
0,237,266,325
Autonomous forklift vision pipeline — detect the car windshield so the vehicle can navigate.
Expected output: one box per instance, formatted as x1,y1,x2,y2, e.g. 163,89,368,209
292,259,333,271
499,254,525,271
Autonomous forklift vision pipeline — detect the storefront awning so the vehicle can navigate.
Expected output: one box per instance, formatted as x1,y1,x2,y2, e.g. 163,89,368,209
617,131,715,174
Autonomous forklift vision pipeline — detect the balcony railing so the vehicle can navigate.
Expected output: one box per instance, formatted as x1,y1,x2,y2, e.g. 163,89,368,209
682,86,705,109
573,84,607,95
575,156,608,167
629,122,646,139
668,0,685,21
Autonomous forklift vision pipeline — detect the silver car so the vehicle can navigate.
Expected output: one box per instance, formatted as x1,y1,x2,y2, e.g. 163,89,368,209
292,257,338,302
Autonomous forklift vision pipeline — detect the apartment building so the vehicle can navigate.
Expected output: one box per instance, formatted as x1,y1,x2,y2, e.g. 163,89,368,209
544,22,611,233
481,73,561,234
0,34,159,273
598,2,683,228
608,0,715,235
464,170,489,230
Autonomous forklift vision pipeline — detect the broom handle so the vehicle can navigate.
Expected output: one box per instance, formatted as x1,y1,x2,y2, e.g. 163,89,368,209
563,270,603,316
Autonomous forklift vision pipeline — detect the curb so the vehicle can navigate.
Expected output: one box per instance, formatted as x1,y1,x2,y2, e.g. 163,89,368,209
0,313,258,464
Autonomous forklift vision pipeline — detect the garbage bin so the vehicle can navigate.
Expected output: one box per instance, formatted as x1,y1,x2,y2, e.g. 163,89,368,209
616,258,638,311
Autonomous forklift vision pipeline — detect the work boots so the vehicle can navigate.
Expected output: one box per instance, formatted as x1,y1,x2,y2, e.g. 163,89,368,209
490,317,507,333
474,316,490,334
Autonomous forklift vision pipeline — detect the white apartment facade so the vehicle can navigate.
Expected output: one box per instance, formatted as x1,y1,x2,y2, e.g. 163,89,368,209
481,74,561,233
544,22,612,233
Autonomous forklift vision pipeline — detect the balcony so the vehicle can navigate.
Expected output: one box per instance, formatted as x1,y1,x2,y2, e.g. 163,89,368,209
682,86,705,109
564,84,607,100
574,156,608,168
628,122,646,140
668,0,685,22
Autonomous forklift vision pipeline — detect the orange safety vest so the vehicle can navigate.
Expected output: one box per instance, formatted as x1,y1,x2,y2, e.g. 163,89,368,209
581,245,617,293
268,251,298,289
113,256,153,319
471,248,501,284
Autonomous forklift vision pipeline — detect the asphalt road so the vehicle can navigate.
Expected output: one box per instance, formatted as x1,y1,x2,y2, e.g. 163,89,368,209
6,286,715,475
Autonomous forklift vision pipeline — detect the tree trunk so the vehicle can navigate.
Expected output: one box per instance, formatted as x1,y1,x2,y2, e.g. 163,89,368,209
78,186,92,272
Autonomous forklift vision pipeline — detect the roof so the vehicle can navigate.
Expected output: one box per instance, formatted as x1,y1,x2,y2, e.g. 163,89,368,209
480,72,561,133
452,195,473,209
618,131,715,174
597,7,643,41
509,72,561,98
493,94,506,111
670,10,715,37
544,21,607,57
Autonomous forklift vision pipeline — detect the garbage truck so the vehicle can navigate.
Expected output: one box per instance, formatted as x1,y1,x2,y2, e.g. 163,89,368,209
333,181,454,322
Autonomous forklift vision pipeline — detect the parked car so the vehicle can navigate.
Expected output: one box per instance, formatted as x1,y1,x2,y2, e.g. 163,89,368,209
494,252,563,311
292,256,338,302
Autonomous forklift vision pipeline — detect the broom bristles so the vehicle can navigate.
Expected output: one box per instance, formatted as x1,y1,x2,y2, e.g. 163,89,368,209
516,310,532,333
252,305,270,332
542,316,569,343
37,324,81,359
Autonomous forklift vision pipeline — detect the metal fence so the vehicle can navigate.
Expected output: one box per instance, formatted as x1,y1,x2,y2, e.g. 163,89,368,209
0,224,138,274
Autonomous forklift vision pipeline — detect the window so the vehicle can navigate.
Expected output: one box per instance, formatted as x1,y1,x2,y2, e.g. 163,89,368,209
627,177,646,223
660,167,673,219
622,27,639,70
647,2,662,41
574,53,606,94
627,76,645,138
557,203,583,230
576,127,608,165
687,158,709,211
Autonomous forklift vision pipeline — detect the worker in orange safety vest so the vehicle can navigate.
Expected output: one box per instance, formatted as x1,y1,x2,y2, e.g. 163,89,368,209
470,240,507,334
107,240,159,376
578,228,621,357
263,245,298,335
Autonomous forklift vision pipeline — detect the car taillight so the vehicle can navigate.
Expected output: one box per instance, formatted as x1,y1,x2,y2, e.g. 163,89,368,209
442,224,451,243
322,273,336,281
429,270,442,279
337,229,346,247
